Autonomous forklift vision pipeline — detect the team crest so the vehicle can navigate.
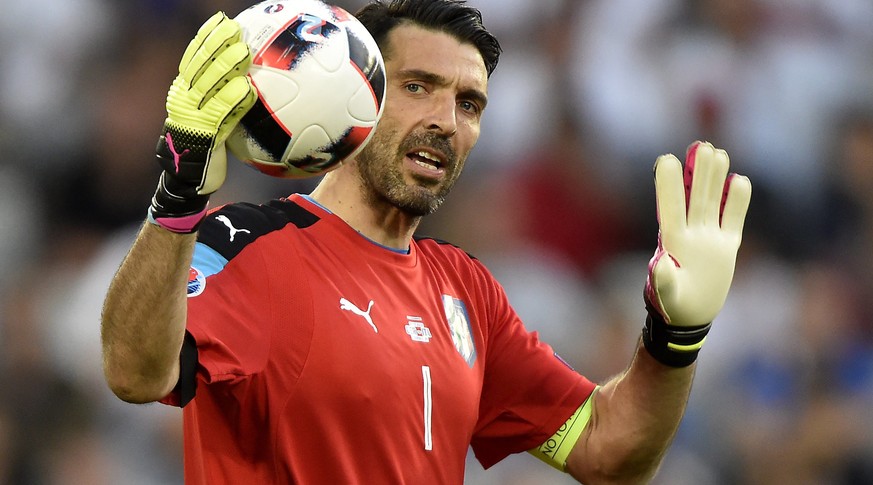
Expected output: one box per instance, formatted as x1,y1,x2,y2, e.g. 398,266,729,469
442,295,476,367
187,267,206,297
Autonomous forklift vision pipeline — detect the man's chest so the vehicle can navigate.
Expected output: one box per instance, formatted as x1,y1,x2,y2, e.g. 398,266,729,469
279,252,486,447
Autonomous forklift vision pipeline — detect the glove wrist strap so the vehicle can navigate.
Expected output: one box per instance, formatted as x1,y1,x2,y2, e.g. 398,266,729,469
147,206,208,234
642,302,711,368
148,172,209,234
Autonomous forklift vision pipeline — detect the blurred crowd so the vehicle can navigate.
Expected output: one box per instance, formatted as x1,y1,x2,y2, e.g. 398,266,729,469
2,0,873,483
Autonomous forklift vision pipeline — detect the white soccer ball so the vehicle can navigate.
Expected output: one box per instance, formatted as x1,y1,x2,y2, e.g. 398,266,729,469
227,0,386,178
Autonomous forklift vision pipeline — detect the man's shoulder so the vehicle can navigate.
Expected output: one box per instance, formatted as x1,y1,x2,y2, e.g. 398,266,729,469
197,198,321,259
414,235,478,260
413,236,493,280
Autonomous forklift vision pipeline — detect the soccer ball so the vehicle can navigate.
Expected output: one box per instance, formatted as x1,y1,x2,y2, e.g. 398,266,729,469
227,0,386,178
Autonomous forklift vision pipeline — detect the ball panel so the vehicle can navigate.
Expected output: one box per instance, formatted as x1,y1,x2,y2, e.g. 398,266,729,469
257,14,344,73
335,125,375,161
229,95,289,163
347,75,381,123
284,124,332,164
344,15,386,110
250,65,300,115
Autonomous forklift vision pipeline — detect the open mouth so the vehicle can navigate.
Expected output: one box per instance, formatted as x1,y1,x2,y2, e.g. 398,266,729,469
409,150,444,171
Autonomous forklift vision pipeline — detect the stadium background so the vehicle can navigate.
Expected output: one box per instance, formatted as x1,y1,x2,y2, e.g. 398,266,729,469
2,0,873,483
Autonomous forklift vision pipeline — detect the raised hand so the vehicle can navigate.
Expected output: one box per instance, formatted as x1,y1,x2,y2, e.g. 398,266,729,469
643,141,752,366
149,12,257,233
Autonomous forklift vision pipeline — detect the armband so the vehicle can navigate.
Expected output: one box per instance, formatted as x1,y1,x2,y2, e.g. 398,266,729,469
528,387,598,472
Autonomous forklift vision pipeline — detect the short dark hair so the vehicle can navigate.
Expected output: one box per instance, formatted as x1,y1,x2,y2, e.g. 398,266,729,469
354,0,501,77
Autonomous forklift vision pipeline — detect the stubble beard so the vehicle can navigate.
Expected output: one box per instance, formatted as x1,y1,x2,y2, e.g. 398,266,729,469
355,127,460,217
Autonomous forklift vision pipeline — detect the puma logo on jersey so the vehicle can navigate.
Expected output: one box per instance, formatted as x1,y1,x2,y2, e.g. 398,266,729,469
215,215,251,242
339,298,377,333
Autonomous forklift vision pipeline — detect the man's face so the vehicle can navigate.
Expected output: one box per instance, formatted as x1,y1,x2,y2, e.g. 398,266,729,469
354,24,489,216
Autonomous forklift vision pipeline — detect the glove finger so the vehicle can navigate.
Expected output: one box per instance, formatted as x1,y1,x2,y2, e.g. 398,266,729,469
192,41,251,109
208,75,257,142
654,153,686,235
178,12,227,77
708,147,731,223
720,173,752,236
686,142,730,226
182,14,243,88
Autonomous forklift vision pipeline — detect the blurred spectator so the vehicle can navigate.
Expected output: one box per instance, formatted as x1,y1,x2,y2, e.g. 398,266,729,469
501,109,649,277
819,108,873,303
0,167,44,292
567,0,873,258
0,0,115,174
462,0,570,171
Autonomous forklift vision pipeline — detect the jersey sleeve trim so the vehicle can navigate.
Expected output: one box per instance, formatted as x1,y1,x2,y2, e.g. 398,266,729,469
172,331,198,407
197,198,321,262
192,242,229,277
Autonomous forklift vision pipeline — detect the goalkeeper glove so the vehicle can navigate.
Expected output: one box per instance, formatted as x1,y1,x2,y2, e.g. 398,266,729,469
643,141,752,367
149,11,257,234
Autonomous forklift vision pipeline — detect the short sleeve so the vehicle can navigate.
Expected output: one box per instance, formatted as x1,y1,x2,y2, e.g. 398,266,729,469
159,205,282,407
470,273,596,469
193,242,273,371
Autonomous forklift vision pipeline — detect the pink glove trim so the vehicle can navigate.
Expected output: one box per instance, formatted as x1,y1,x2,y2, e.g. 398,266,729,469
645,242,679,323
683,141,701,215
150,209,207,234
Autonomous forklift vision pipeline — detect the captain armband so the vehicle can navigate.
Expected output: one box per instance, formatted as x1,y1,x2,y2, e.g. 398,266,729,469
528,387,598,472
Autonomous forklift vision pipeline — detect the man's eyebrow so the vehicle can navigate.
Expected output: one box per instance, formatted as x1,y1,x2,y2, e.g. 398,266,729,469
460,87,488,110
396,68,488,109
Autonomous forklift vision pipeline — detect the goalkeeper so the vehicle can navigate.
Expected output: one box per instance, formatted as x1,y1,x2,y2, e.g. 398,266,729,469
100,1,752,483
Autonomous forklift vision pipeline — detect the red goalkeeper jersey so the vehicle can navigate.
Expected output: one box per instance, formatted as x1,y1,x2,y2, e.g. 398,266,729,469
162,194,595,484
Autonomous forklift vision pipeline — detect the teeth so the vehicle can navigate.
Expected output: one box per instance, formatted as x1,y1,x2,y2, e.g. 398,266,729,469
415,159,438,170
416,151,441,164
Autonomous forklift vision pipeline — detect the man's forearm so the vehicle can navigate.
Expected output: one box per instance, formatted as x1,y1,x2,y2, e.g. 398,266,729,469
101,222,195,403
567,341,694,484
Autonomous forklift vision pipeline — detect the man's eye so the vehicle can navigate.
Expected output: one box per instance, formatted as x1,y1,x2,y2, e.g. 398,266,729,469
406,83,423,93
459,101,480,115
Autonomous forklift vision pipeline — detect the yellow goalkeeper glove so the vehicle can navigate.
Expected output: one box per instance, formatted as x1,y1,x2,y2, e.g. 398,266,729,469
643,141,752,367
149,11,256,233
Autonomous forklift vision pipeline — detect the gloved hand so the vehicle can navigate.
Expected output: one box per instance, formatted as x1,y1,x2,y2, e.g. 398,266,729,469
149,11,257,233
642,141,752,367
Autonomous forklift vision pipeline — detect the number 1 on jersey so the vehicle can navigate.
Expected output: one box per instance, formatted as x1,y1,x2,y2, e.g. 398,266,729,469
422,365,433,451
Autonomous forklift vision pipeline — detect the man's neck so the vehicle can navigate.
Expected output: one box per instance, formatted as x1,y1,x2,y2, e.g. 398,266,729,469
309,168,420,250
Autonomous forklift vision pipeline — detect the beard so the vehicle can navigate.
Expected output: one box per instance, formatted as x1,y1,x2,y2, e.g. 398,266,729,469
355,127,462,217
